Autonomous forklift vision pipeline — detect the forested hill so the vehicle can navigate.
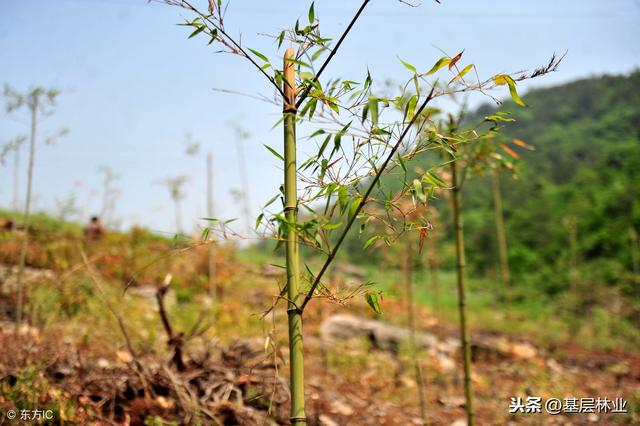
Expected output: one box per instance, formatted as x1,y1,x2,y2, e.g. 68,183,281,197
458,70,640,296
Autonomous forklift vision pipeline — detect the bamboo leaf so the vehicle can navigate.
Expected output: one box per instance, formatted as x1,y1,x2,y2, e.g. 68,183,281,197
188,25,206,39
255,213,264,229
494,74,526,107
426,56,451,75
264,144,284,161
368,97,379,127
400,58,417,74
512,138,535,151
418,228,427,253
448,51,463,70
450,63,474,83
423,171,447,188
404,95,418,121
499,143,520,159
364,292,382,314
505,77,526,107
263,194,279,208
413,179,427,203
364,235,381,249
308,1,315,23
247,48,269,63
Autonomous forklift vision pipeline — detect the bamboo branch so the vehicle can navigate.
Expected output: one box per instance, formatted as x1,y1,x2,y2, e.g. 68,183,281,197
295,0,372,109
299,87,436,312
163,0,286,99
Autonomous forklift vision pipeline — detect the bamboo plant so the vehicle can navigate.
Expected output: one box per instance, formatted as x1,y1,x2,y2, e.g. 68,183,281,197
438,116,537,425
0,135,27,212
492,170,511,302
161,1,561,423
3,85,66,327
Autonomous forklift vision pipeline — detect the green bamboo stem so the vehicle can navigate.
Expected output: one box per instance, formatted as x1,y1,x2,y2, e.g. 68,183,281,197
427,223,441,337
404,238,427,421
15,93,38,329
13,143,20,211
206,152,218,297
451,160,474,426
283,47,306,425
630,228,639,287
491,171,511,303
567,217,578,296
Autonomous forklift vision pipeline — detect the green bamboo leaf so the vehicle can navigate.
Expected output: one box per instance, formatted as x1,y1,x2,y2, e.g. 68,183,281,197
399,58,417,74
277,31,285,48
308,1,315,23
317,134,331,158
450,63,474,83
397,153,407,175
423,171,447,188
338,186,348,212
247,48,269,63
413,179,426,202
188,25,206,39
404,94,418,121
323,221,343,230
264,144,284,161
364,292,382,314
506,77,526,107
255,213,264,229
368,97,379,127
425,56,451,75
349,196,362,220
494,74,526,106
263,194,279,208
364,235,381,249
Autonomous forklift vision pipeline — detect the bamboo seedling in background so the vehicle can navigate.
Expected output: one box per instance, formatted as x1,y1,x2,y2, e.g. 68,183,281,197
402,237,427,421
0,135,27,212
450,155,474,425
492,170,511,302
206,152,218,297
230,123,253,239
630,228,639,287
97,165,121,227
436,116,536,425
3,85,66,327
161,175,189,235
183,136,219,296
427,208,442,335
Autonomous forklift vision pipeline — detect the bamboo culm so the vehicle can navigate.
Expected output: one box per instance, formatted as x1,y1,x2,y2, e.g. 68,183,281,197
451,160,474,426
491,171,511,302
15,94,39,329
404,239,427,421
206,153,218,297
283,47,306,425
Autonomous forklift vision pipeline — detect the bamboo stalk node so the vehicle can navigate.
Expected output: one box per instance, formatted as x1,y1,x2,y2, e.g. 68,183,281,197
287,306,302,315
283,47,297,113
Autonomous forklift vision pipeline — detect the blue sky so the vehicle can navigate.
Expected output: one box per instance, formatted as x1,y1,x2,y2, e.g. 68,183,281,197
1,0,638,236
